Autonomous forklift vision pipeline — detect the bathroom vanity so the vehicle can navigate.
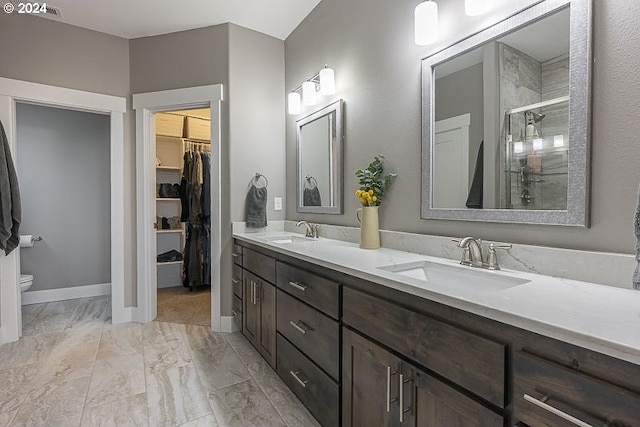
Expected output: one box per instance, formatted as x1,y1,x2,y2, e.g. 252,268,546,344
232,231,640,427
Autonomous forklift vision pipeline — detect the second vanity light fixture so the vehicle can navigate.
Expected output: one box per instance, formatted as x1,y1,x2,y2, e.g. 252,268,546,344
288,66,335,115
414,0,494,45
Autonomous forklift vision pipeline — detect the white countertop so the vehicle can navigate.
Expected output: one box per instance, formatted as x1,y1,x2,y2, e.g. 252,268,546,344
234,229,640,365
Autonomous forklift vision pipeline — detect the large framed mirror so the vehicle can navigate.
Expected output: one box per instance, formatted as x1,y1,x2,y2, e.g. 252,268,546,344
421,0,592,226
296,99,344,214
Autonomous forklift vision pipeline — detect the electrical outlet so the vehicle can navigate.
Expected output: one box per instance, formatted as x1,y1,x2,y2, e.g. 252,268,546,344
274,197,283,211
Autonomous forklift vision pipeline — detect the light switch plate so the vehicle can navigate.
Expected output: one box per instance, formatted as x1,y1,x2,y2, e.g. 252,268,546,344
274,197,282,211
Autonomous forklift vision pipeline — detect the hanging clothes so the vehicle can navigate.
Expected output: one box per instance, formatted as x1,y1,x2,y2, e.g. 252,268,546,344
180,142,212,289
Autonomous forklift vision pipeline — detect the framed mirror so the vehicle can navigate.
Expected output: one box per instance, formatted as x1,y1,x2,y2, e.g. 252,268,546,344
296,99,344,214
421,0,592,226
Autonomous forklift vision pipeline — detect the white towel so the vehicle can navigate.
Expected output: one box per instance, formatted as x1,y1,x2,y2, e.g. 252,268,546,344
634,184,640,289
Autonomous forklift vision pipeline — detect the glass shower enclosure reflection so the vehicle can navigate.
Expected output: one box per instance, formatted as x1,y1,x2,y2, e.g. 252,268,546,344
503,96,569,210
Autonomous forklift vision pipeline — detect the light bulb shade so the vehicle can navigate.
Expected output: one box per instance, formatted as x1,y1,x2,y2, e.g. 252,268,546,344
288,92,301,115
533,138,543,151
513,141,524,154
302,81,317,106
319,68,335,95
554,135,564,147
465,0,492,16
415,1,438,46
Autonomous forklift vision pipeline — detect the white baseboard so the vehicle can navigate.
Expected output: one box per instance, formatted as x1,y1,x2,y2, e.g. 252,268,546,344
220,315,239,333
22,283,111,305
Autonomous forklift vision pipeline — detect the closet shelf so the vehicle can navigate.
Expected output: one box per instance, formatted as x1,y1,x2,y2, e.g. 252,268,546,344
157,260,182,266
156,166,182,172
156,229,184,234
156,198,181,202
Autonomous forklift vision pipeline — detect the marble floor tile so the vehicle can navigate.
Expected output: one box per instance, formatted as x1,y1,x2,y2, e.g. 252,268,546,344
192,341,251,391
142,321,186,341
10,375,91,427
207,379,287,427
0,331,60,370
0,364,39,414
67,296,111,326
143,332,192,372
22,299,79,336
252,365,320,427
146,363,212,427
80,392,149,427
85,352,146,408
225,332,271,375
0,409,17,426
181,324,226,352
97,322,143,360
179,414,220,427
22,303,45,326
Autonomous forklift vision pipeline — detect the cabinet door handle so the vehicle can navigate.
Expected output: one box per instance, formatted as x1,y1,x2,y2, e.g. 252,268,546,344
231,252,240,258
386,366,398,413
232,309,239,316
399,373,412,423
255,282,261,304
523,394,593,427
252,282,257,305
289,320,310,335
290,370,309,388
232,278,239,284
288,281,308,292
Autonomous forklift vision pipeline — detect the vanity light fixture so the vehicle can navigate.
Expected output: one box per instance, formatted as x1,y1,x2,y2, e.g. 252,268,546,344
533,138,543,151
415,0,439,45
288,92,301,115
465,0,492,16
554,135,564,147
287,65,336,114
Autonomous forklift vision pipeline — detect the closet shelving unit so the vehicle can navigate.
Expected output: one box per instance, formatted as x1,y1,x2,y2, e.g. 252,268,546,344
154,111,211,288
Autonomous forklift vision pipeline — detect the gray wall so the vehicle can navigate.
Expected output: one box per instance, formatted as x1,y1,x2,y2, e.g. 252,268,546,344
0,13,137,306
16,103,111,291
285,0,640,254
130,23,285,315
435,62,485,187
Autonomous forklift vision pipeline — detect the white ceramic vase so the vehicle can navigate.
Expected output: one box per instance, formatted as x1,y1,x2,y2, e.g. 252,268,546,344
356,206,380,249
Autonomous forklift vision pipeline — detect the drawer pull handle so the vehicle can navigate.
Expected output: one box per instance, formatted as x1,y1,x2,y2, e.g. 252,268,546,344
232,309,239,316
288,281,308,292
289,320,310,335
290,370,309,388
231,253,240,258
232,279,240,284
399,374,413,422
523,394,593,427
386,366,398,413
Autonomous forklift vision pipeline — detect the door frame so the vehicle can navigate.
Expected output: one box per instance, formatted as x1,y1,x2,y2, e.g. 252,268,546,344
132,85,227,331
0,77,128,344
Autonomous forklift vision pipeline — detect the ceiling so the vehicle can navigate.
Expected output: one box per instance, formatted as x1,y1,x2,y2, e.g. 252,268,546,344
35,0,322,40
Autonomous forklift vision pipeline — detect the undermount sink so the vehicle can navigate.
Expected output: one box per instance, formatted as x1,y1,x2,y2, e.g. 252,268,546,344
378,260,530,293
258,234,315,244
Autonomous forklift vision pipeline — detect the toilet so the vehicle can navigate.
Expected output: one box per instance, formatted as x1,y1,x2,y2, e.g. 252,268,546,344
19,274,33,293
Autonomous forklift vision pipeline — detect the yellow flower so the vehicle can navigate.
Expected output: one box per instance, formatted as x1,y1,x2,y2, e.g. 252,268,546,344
363,192,370,199
359,197,366,204
355,189,362,197
368,189,374,196
372,196,377,202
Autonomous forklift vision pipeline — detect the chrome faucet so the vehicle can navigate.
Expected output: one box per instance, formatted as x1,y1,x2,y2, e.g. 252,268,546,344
456,237,484,267
296,220,319,238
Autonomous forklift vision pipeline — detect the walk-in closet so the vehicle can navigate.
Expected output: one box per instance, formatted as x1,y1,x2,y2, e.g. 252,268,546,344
155,108,212,326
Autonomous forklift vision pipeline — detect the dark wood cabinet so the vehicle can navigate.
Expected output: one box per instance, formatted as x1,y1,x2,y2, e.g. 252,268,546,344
242,270,276,367
343,328,502,427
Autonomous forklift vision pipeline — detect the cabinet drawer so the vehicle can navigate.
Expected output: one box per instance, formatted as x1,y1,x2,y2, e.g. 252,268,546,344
343,287,505,407
232,263,243,298
277,334,339,427
232,244,243,266
276,262,340,319
232,295,242,331
514,351,640,427
277,290,340,380
243,248,275,283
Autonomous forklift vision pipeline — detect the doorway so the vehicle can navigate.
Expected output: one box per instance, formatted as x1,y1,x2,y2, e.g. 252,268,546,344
155,108,212,326
133,85,226,331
